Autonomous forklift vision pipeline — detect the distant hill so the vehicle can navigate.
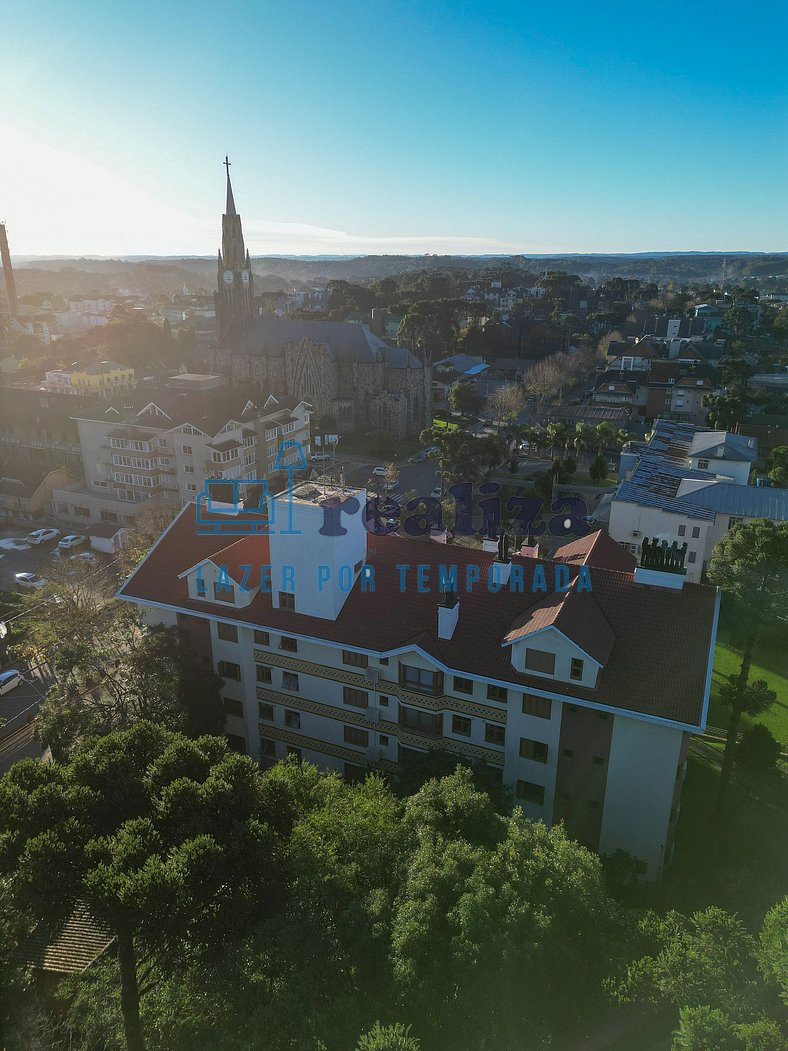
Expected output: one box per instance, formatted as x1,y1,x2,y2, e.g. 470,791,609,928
12,252,788,297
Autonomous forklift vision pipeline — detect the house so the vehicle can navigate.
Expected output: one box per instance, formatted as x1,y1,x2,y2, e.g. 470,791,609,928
0,463,80,528
117,487,720,878
43,360,136,396
608,421,786,581
51,380,311,533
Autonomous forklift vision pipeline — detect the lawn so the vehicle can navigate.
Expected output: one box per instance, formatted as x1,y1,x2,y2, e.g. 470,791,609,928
708,623,788,745
656,748,788,928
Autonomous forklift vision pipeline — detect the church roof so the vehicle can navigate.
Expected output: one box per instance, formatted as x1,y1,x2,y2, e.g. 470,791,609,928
238,318,422,369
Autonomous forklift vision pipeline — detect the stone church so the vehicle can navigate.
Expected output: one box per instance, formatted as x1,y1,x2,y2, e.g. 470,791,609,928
212,162,431,439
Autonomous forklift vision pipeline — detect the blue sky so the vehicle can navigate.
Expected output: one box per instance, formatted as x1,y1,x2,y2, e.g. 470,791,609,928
1,0,786,255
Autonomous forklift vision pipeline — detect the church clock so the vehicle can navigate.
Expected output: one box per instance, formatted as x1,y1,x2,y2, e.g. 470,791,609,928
241,269,250,286
223,269,234,285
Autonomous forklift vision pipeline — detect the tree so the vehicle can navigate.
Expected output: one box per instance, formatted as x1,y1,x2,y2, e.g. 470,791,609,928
589,453,608,484
448,380,483,416
702,391,750,431
758,898,788,1004
766,446,788,488
608,907,761,1020
672,1006,783,1051
736,724,781,775
722,306,755,339
0,724,278,1051
487,383,524,428
707,521,788,811
357,1022,420,1050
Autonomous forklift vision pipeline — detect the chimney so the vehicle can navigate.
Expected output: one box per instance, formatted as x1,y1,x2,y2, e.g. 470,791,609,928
517,533,539,559
491,530,512,586
633,536,687,589
437,589,459,640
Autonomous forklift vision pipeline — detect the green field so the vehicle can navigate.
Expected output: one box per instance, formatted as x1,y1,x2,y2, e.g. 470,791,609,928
708,625,788,745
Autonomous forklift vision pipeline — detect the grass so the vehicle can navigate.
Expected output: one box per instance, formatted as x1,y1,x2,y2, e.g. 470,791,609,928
656,748,788,928
708,621,788,745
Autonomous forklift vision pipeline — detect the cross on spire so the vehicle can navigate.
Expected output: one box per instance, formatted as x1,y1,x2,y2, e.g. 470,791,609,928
224,155,237,216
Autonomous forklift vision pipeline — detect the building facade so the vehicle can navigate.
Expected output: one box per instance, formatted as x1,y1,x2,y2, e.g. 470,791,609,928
118,490,720,879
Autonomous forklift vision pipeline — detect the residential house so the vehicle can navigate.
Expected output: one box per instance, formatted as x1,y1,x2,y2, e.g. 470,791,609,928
0,463,80,528
43,360,136,397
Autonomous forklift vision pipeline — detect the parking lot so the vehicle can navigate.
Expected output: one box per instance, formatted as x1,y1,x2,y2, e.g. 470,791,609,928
0,528,72,594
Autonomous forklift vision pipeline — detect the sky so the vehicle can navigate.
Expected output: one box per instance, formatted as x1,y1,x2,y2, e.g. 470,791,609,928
1,0,787,257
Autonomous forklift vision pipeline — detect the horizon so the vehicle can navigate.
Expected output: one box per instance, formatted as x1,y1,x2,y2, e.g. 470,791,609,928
1,1,787,257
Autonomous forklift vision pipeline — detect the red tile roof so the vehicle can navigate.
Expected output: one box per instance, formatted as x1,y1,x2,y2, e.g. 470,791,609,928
118,506,719,727
553,531,637,573
503,584,616,665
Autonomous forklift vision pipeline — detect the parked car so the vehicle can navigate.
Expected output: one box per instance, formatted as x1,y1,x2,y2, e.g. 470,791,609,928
0,669,23,696
371,466,388,476
0,538,31,551
310,453,330,463
27,527,61,545
14,572,46,591
57,534,88,552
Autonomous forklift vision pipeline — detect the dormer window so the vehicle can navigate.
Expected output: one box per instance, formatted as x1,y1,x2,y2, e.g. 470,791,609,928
570,658,584,681
525,649,555,675
196,576,207,597
698,458,709,470
213,582,235,603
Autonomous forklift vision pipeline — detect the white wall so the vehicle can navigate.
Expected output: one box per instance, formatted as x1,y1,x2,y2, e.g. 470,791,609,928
599,716,684,878
510,626,599,688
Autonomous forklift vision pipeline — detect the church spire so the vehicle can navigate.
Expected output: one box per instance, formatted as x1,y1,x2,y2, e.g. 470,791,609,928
224,155,237,216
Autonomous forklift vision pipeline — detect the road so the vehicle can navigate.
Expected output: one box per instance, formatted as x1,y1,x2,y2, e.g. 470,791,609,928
0,657,53,774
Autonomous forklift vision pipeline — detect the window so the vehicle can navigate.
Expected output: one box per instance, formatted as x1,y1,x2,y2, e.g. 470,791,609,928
562,748,574,759
342,649,368,668
286,746,302,761
453,676,473,695
688,551,697,564
256,665,272,684
400,664,443,694
100,510,118,523
254,630,270,646
284,709,300,729
678,524,686,536
343,686,369,709
73,505,90,518
520,738,549,763
485,723,506,746
280,636,298,653
282,672,299,692
213,582,235,603
399,706,443,736
525,649,556,675
258,702,274,721
344,725,369,747
379,657,389,666
184,465,195,474
380,735,389,746
592,756,605,766
451,715,471,736
522,695,552,719
570,658,584,681
516,780,545,805
697,458,709,469
487,684,508,702
217,622,238,643
278,591,295,612
196,576,207,597
218,660,240,681
224,697,244,718
379,695,390,707
181,445,193,455
186,483,197,493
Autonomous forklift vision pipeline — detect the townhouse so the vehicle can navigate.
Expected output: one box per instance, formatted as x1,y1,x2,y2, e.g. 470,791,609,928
118,483,720,878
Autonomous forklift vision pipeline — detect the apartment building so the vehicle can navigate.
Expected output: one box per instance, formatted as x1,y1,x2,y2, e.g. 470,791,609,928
52,378,310,532
117,484,720,878
43,359,136,396
0,388,85,474
609,420,787,581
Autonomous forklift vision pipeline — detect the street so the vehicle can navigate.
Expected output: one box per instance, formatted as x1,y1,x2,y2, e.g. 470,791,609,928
0,657,52,774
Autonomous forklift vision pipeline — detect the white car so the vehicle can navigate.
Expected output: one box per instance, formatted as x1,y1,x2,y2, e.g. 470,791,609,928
371,466,388,477
0,537,31,551
310,453,331,463
15,572,46,590
0,670,23,696
27,527,61,545
57,534,88,552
